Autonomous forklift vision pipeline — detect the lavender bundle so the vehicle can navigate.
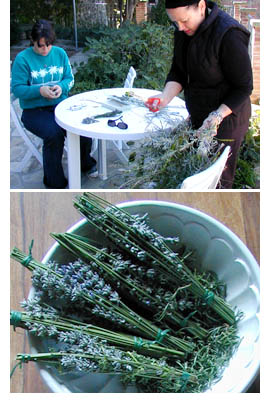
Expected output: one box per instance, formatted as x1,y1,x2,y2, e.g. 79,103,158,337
12,326,240,393
73,193,236,325
10,299,184,359
51,232,208,339
14,330,199,393
10,249,193,355
10,193,242,392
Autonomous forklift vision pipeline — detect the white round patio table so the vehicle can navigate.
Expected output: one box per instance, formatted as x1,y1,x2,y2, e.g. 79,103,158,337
55,88,188,188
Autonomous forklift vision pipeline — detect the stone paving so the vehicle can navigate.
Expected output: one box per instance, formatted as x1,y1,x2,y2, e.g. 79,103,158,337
10,42,141,190
10,99,139,189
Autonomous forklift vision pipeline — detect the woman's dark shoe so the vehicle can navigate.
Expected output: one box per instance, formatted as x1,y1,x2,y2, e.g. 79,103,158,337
43,176,68,189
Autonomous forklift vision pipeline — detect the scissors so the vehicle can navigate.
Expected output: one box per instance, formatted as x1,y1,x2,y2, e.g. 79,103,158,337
145,97,161,112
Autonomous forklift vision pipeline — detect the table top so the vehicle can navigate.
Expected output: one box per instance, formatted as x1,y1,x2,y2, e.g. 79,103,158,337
55,88,188,140
10,191,259,393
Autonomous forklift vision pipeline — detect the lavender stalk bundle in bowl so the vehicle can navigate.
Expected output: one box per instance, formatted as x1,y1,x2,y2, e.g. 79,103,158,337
11,194,259,393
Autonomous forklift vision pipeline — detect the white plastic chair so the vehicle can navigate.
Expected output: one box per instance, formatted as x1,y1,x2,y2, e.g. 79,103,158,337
10,92,43,172
10,90,69,174
180,146,231,189
124,66,137,89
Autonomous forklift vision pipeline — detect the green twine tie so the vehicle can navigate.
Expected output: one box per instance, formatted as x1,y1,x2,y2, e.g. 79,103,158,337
134,336,147,349
10,355,31,379
133,329,170,350
180,372,190,391
154,329,170,345
203,289,215,305
10,311,22,331
21,240,34,267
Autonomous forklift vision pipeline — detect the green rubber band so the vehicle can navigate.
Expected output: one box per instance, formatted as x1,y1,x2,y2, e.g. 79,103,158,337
21,240,34,267
10,311,22,331
203,290,215,305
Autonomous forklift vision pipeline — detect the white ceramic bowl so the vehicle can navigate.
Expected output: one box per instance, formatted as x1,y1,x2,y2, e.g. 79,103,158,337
28,200,260,393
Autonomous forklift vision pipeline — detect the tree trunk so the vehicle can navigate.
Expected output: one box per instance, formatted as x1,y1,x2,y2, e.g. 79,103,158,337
125,0,139,21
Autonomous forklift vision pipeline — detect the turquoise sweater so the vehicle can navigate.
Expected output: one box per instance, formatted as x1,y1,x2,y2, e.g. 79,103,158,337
11,46,74,109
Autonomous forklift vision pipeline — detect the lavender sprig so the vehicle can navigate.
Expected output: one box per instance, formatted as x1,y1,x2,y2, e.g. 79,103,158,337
10,299,185,359
15,331,198,392
73,193,236,325
10,248,194,354
51,232,208,339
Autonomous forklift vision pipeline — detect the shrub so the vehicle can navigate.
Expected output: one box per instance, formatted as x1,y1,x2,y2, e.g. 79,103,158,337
10,21,22,45
70,22,174,95
233,110,260,189
149,0,170,26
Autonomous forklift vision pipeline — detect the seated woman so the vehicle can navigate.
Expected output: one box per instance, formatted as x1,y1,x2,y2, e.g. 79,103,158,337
11,19,97,188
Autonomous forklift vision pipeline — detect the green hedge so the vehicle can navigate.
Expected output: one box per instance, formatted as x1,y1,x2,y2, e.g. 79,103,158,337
71,22,174,94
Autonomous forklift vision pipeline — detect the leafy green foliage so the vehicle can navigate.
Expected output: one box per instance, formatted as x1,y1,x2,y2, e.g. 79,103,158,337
233,110,260,189
149,0,171,26
10,0,74,25
70,22,174,95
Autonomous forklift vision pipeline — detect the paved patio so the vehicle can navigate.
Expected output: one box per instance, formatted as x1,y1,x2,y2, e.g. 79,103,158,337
10,100,140,189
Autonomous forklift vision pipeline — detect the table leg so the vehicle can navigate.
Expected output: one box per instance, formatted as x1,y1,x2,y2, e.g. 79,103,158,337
97,139,107,180
67,131,81,189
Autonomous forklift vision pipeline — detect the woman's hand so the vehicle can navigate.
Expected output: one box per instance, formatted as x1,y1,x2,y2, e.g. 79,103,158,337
197,112,222,137
145,81,183,112
40,85,62,100
51,85,62,98
145,94,166,112
197,105,232,136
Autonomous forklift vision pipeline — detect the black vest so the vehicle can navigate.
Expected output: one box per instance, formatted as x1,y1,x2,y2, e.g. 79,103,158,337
174,2,252,133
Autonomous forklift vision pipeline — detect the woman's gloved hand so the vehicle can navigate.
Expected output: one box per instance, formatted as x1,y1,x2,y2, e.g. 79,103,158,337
197,110,224,137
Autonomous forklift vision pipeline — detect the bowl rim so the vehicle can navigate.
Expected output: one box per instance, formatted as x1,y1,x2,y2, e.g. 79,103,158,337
38,199,259,393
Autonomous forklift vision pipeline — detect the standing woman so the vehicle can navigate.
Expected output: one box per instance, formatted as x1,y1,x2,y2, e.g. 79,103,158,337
146,0,253,188
12,19,97,189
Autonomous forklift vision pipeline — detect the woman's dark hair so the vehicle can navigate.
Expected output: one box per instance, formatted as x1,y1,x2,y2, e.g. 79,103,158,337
31,19,55,47
191,0,207,8
190,0,208,17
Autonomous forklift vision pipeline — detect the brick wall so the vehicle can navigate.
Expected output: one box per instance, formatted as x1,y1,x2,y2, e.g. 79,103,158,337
231,1,260,102
233,1,248,21
240,7,257,27
136,1,148,23
232,0,260,19
249,19,260,103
